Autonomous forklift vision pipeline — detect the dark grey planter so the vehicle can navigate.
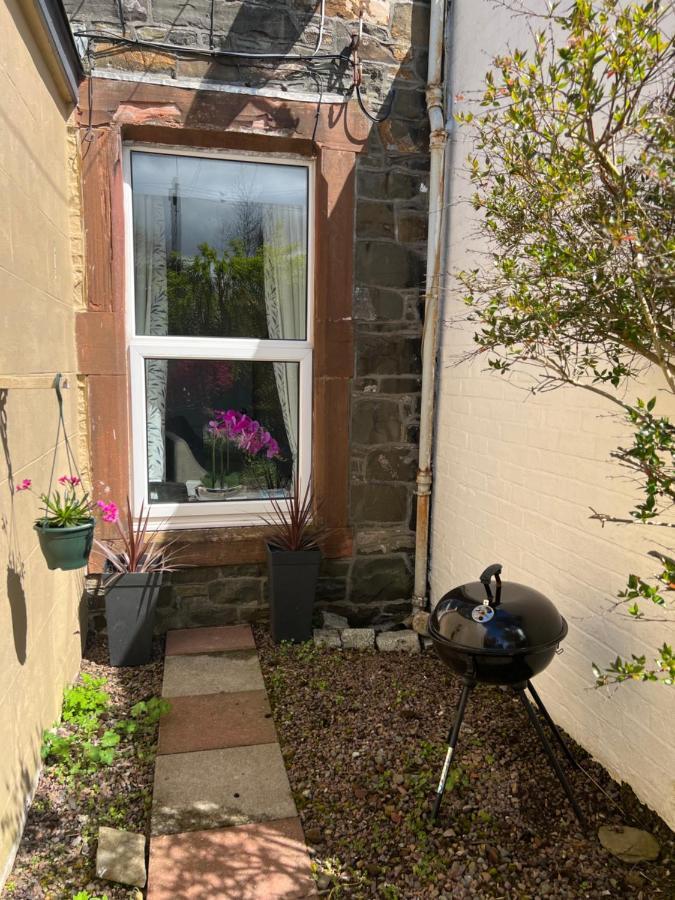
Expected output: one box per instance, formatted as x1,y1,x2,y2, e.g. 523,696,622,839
267,544,321,643
104,572,162,666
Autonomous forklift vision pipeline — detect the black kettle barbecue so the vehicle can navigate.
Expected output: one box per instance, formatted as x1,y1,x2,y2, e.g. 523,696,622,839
429,564,586,827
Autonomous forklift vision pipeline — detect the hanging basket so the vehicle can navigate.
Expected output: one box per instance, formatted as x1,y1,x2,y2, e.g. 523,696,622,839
34,519,95,571
30,374,95,571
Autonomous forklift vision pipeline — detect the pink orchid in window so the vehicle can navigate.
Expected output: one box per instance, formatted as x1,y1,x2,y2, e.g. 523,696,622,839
205,409,282,490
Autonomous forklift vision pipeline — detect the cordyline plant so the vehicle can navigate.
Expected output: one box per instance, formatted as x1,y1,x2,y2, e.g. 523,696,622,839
262,480,327,551
95,498,181,576
453,0,674,684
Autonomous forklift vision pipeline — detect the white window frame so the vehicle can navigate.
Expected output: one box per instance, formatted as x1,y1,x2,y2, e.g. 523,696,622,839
123,144,314,529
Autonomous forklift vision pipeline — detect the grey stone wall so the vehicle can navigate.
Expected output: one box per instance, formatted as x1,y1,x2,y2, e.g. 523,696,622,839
69,0,430,629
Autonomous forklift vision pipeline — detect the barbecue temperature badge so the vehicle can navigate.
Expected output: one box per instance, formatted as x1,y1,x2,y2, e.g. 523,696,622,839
471,604,494,623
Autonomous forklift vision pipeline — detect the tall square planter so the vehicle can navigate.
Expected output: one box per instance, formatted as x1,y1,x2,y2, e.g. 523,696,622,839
104,572,162,666
267,544,321,643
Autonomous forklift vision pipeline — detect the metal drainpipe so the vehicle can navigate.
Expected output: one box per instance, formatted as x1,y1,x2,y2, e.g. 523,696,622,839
412,0,448,611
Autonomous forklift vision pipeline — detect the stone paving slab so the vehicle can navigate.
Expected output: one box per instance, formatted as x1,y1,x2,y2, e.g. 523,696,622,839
166,625,256,656
147,818,317,899
158,691,276,755
162,650,265,697
151,744,297,836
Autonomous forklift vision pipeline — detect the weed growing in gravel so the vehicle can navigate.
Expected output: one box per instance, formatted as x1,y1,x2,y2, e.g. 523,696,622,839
41,675,169,780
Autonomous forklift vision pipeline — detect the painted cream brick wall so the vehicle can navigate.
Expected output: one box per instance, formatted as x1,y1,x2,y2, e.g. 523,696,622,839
0,0,83,882
431,0,675,829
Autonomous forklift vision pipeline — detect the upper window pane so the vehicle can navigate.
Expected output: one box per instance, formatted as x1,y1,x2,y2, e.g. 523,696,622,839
131,151,308,340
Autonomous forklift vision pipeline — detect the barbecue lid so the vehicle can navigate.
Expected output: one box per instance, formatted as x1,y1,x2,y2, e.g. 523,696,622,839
429,564,567,656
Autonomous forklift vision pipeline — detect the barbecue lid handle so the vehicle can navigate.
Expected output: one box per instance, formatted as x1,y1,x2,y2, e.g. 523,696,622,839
479,564,502,606
479,564,502,586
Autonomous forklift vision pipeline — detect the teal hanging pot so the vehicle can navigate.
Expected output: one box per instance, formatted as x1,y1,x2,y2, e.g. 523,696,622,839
34,519,95,571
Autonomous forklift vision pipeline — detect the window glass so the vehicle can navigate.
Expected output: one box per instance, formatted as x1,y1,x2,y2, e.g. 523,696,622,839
131,152,308,340
145,359,298,503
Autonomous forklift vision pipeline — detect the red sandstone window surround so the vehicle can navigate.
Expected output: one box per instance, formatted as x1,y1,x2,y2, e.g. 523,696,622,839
77,77,363,562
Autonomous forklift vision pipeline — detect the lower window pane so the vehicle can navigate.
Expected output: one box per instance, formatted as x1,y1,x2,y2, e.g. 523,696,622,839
145,359,298,504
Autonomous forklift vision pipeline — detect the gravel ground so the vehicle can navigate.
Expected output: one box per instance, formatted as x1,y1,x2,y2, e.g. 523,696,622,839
256,631,675,900
5,634,164,900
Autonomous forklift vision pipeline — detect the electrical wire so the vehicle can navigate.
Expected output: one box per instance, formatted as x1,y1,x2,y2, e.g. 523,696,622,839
114,0,126,37
75,0,393,126
356,80,394,124
74,30,347,63
311,0,326,56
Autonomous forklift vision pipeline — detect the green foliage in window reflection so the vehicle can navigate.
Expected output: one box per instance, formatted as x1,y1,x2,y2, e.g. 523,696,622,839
167,240,267,339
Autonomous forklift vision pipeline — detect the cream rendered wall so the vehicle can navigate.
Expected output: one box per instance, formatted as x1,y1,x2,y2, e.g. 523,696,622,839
431,0,675,828
0,0,84,883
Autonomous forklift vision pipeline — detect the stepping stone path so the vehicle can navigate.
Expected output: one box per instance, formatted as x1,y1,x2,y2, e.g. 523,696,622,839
147,625,317,899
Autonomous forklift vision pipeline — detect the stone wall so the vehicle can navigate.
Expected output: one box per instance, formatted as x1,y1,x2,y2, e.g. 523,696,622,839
67,1,430,626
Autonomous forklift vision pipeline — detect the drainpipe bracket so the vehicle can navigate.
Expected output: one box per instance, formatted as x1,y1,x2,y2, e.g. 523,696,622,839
415,470,432,495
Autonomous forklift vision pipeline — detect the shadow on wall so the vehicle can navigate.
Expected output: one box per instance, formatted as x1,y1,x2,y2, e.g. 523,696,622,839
0,721,42,886
0,391,28,665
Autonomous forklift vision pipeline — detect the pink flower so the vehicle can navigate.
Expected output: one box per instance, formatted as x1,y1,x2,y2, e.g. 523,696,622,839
15,479,32,492
58,475,81,487
97,500,119,523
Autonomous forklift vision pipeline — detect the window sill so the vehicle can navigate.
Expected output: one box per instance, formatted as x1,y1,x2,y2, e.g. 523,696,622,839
89,524,352,571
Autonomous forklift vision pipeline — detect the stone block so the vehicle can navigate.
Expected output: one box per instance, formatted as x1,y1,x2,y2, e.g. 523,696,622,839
316,576,348,602
391,2,430,47
357,168,426,201
376,630,420,653
225,6,298,42
354,286,405,322
341,628,375,650
398,210,427,244
356,334,421,376
379,118,431,155
352,483,409,523
208,578,263,606
356,200,395,239
350,556,414,604
122,0,148,21
365,446,418,481
313,628,342,649
393,87,427,121
411,611,430,635
352,397,402,444
94,45,176,76
96,826,146,888
355,527,416,555
171,567,218,585
321,610,349,629
63,0,121,25
152,0,231,31
356,240,424,289
378,376,422,393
